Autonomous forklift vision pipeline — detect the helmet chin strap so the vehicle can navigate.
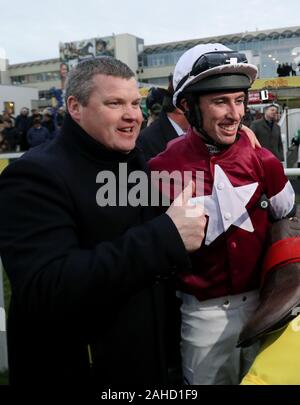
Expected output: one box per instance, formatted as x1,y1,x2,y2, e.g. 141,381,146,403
183,94,219,145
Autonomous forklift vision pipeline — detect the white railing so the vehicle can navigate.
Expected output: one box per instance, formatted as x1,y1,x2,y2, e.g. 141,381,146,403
0,152,23,160
0,259,8,371
279,108,300,169
280,108,300,149
285,168,300,176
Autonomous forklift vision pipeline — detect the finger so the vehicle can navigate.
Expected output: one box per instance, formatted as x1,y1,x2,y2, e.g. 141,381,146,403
185,203,206,218
241,125,261,149
173,180,195,206
254,137,261,148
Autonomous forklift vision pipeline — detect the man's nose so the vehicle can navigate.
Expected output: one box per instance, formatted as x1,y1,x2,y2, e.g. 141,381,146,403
227,104,242,121
123,105,141,121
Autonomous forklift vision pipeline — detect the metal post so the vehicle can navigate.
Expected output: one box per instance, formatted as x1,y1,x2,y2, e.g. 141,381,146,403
0,258,8,371
286,107,289,148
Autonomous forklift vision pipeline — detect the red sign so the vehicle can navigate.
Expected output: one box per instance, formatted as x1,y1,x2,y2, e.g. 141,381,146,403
248,90,276,104
248,91,261,103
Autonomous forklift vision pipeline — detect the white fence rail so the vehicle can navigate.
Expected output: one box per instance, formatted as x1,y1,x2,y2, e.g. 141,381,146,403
0,259,8,372
280,108,300,149
0,152,23,160
279,108,300,169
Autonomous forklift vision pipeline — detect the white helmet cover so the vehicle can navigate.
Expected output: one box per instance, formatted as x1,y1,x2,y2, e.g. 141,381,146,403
173,43,258,106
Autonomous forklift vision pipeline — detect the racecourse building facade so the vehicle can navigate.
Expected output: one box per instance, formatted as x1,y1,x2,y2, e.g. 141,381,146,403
139,25,300,85
3,26,300,108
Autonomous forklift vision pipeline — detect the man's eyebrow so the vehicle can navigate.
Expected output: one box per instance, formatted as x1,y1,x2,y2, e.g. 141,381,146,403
105,96,142,102
211,94,245,101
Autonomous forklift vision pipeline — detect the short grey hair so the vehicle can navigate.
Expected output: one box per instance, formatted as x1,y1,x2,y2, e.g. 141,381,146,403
65,56,135,106
264,104,279,113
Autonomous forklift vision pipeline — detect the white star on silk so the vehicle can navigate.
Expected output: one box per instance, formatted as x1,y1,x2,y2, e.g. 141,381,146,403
189,164,258,245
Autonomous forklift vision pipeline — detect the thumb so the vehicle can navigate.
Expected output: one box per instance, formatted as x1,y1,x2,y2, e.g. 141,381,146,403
173,180,195,206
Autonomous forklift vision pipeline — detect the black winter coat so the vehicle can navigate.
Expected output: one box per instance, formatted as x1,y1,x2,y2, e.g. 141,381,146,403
0,115,189,389
250,118,284,161
137,111,179,161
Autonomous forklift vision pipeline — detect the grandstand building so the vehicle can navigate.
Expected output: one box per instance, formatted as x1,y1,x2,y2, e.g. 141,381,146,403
3,26,300,108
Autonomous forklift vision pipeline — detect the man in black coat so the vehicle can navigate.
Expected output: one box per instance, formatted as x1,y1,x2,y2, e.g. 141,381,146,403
250,105,284,161
0,57,206,390
138,86,189,161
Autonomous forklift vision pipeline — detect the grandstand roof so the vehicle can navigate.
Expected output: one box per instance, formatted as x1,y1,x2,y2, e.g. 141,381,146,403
142,25,300,54
9,58,60,69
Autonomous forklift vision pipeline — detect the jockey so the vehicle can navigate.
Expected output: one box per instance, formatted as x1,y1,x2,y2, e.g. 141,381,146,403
149,43,296,384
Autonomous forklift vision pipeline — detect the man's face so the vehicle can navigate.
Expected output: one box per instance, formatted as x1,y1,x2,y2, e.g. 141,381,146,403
71,74,143,153
265,106,278,122
198,91,245,145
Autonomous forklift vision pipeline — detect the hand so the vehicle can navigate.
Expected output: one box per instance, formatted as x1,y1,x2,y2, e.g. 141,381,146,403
270,205,300,244
166,181,207,252
241,124,261,149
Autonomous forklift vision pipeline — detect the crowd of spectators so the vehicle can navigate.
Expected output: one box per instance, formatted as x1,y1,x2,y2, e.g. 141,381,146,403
277,63,298,77
0,107,66,153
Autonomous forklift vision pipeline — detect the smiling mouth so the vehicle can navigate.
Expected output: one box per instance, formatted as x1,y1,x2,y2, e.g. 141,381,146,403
219,124,238,132
118,127,134,133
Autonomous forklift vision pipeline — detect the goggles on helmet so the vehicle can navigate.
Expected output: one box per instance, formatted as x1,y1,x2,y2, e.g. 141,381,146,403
175,51,248,92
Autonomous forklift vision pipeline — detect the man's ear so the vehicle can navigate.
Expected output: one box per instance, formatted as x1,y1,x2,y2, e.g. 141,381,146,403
179,98,189,113
67,96,82,123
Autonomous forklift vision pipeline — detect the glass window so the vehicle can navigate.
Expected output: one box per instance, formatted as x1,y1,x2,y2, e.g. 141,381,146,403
142,34,300,78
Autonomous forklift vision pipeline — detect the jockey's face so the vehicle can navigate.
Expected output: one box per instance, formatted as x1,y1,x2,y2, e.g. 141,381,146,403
199,91,245,145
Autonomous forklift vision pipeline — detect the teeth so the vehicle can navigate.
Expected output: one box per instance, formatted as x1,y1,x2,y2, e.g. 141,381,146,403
220,125,236,131
120,128,132,132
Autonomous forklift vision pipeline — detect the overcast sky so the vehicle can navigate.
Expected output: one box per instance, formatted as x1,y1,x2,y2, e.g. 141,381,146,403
1,0,300,64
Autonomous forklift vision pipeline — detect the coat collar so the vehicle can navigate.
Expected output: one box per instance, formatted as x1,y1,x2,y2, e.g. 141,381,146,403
60,113,140,163
185,126,246,160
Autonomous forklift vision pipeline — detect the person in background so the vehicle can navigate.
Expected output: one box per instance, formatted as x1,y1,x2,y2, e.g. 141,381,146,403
0,116,9,152
15,107,30,150
27,108,43,129
41,109,56,135
1,118,20,151
26,117,50,148
138,77,189,161
2,109,16,126
145,87,170,127
55,106,66,131
250,104,284,161
243,107,254,128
